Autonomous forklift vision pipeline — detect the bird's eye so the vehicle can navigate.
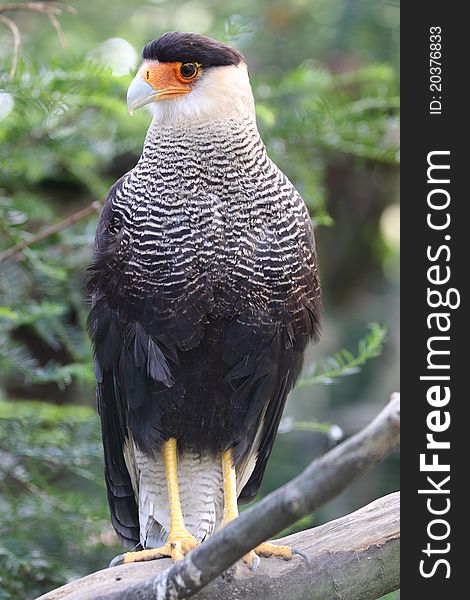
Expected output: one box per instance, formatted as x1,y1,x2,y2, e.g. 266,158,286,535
145,70,150,80
179,63,199,80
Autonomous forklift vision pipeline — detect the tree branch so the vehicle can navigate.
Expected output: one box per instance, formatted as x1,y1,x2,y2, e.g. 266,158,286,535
36,393,400,600
36,492,399,600
0,201,102,263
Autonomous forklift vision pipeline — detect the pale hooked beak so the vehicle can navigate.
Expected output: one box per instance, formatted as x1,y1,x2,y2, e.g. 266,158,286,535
127,64,192,115
127,75,157,115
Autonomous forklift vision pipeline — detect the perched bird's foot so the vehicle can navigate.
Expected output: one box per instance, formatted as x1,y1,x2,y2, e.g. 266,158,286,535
110,531,199,567
255,541,293,559
242,542,309,570
257,542,309,562
243,549,261,571
167,530,200,561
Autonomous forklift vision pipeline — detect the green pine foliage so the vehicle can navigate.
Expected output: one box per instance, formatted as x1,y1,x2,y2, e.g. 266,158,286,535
256,64,398,225
298,323,387,387
0,401,118,599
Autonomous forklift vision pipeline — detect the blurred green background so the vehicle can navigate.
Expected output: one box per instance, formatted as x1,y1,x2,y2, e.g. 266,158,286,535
0,0,399,598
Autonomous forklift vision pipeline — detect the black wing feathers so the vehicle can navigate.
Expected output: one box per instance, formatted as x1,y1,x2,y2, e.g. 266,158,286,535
222,316,306,502
88,179,175,546
238,346,303,502
96,367,140,548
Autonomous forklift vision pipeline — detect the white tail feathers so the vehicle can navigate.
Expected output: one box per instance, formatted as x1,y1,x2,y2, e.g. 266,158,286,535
132,447,224,549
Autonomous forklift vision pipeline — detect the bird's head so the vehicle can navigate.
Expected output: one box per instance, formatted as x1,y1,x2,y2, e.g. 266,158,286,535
127,32,254,123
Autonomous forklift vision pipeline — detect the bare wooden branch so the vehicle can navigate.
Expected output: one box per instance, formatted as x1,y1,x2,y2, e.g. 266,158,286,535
36,493,399,600
0,201,102,263
36,393,400,600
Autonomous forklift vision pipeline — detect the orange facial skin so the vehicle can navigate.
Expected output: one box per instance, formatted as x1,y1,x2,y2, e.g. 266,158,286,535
140,61,202,99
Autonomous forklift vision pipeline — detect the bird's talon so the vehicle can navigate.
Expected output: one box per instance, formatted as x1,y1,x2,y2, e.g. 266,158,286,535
109,553,125,568
169,532,198,561
292,546,310,564
251,553,260,572
255,542,293,560
110,535,198,566
243,549,260,571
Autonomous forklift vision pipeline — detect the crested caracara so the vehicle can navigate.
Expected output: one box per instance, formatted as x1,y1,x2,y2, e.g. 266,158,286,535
87,31,321,569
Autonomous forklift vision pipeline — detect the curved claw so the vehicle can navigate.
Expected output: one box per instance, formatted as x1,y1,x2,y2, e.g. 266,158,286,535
292,547,310,564
243,549,261,571
109,554,125,568
250,553,261,572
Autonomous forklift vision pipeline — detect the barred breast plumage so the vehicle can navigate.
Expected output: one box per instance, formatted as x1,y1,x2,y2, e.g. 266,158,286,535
87,32,321,552
100,116,318,328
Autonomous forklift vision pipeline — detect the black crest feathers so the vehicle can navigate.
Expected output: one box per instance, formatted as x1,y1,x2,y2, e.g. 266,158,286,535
142,32,244,68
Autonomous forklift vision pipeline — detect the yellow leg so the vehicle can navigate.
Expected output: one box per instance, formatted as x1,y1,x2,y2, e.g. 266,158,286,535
222,448,239,524
111,438,198,566
164,438,193,544
221,449,293,570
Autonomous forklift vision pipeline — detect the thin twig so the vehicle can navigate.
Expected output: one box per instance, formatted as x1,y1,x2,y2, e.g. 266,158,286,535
94,393,400,600
0,2,76,63
0,201,102,264
47,12,68,48
0,3,76,16
0,15,21,80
